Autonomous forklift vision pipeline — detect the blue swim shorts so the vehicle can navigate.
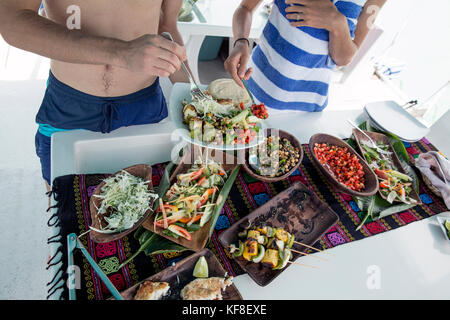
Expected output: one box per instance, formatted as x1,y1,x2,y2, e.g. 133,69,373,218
35,71,168,184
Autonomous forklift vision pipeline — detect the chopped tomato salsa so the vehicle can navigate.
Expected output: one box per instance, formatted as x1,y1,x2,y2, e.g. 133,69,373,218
313,143,365,192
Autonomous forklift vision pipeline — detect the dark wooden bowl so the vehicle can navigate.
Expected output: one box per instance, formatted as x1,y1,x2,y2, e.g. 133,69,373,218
218,182,339,287
242,128,304,183
352,129,422,205
309,133,379,197
143,147,239,251
119,249,242,300
89,164,155,243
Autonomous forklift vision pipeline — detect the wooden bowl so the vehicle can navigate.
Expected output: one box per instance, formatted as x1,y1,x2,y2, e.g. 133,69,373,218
352,129,422,204
89,164,155,243
143,147,239,251
309,133,379,197
242,128,304,183
119,249,242,300
219,182,339,287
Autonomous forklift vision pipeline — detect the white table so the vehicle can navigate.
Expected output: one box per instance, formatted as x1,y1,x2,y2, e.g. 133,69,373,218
50,101,450,299
178,0,271,84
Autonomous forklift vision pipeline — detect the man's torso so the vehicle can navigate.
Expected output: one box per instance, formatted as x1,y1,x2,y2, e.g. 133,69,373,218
43,0,164,97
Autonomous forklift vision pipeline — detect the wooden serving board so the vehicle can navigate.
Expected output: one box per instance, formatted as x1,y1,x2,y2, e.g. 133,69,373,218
218,182,339,287
119,249,242,300
143,147,238,251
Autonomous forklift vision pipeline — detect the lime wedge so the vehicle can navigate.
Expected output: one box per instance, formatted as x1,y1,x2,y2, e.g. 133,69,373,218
193,256,209,278
444,220,450,232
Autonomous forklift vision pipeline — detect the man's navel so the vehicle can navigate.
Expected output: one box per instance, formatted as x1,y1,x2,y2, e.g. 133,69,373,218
102,64,114,92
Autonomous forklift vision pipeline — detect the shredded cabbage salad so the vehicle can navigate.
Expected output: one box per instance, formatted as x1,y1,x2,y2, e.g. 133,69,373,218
191,96,241,118
91,170,158,233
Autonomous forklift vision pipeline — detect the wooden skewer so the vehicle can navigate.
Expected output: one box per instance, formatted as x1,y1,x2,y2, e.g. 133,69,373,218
287,261,319,269
293,241,334,257
290,248,329,262
159,198,168,229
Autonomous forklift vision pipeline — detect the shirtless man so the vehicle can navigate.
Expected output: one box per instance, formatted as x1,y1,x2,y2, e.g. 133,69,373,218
0,0,188,189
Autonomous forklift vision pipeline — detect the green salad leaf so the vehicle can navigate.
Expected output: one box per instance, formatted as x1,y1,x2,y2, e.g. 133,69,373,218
208,164,241,238
352,120,420,230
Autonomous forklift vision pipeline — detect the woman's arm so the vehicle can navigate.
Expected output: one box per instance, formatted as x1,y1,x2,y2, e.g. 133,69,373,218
286,0,386,66
0,0,186,77
224,0,263,87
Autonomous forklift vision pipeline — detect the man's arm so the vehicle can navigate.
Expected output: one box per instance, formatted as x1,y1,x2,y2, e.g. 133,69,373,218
224,0,263,87
159,0,189,83
286,0,386,66
0,0,185,77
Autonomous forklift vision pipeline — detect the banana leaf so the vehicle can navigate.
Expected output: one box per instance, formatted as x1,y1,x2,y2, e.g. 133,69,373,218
153,161,176,210
208,164,241,238
119,231,187,269
352,120,420,229
141,233,189,256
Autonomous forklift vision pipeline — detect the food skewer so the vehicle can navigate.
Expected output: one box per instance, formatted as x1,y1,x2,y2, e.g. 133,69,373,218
290,248,329,262
293,241,335,257
287,261,319,269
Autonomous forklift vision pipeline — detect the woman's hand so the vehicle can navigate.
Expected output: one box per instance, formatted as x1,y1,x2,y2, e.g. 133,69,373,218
224,39,253,88
284,0,346,31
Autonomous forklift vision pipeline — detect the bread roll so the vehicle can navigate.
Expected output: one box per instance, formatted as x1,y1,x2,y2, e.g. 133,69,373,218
207,78,251,105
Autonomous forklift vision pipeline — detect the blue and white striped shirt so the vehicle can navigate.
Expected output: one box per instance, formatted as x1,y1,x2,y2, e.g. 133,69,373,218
247,0,367,112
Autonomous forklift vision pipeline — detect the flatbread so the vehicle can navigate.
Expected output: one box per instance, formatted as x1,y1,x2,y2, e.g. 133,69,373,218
207,78,251,105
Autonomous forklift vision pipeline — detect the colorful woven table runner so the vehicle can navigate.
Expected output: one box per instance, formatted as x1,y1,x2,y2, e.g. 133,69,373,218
46,139,447,300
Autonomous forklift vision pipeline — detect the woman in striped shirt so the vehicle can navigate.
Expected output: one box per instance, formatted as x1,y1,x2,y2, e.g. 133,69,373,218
225,0,386,112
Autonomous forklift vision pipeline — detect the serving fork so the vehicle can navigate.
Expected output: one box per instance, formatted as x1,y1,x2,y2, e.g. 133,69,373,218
160,32,207,100
347,119,392,156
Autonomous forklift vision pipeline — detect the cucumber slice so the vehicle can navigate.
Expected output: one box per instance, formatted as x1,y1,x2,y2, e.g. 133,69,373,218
287,234,295,249
390,170,412,182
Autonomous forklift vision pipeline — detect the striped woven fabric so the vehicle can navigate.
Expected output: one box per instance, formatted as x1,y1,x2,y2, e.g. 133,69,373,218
247,0,367,111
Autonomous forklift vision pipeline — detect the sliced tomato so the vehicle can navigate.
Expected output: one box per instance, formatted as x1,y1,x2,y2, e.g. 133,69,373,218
179,214,203,224
375,168,388,180
198,187,217,208
190,168,204,180
379,181,389,188
197,176,206,186
155,203,178,213
167,225,192,241
155,217,179,228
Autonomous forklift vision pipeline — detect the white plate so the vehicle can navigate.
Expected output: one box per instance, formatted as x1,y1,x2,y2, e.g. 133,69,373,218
364,101,430,142
365,110,419,143
436,214,450,246
168,82,265,150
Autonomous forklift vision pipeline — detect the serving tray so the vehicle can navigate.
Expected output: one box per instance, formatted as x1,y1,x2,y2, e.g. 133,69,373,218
218,181,339,286
143,147,239,251
119,249,242,300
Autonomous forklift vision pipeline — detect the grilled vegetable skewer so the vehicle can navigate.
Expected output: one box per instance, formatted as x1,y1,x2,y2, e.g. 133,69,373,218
229,223,318,270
